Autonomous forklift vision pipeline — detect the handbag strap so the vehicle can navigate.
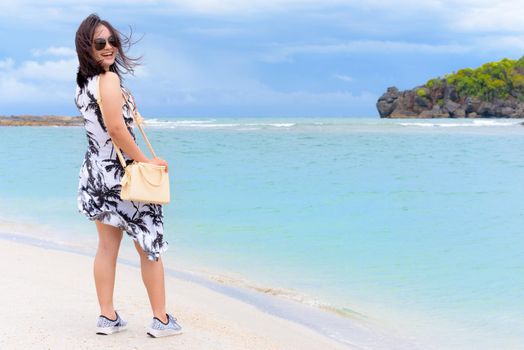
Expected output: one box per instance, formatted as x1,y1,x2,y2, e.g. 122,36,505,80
95,74,157,169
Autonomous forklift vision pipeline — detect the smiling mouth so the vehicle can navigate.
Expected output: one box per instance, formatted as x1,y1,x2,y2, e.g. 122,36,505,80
101,52,113,58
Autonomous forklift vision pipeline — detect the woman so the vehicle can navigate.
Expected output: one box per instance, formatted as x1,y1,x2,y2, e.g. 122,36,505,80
74,13,182,338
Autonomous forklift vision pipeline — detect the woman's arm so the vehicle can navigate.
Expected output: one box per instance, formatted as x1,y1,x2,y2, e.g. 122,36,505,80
99,72,149,163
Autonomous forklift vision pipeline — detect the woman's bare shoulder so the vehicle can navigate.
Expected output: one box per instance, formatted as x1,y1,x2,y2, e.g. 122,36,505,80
99,72,121,97
99,71,120,85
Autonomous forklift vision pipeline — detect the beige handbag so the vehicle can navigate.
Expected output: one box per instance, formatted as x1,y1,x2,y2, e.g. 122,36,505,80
96,75,170,205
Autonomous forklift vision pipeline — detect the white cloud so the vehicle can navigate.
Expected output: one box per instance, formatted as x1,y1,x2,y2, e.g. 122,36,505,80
0,49,78,104
470,35,524,55
0,0,448,19
0,45,150,108
213,87,376,106
184,26,245,37
446,1,524,33
144,83,375,108
260,40,470,62
0,58,15,70
32,46,77,57
1,0,523,38
0,77,41,103
333,74,353,82
133,65,149,78
349,0,524,36
163,0,351,15
15,59,78,81
127,42,375,109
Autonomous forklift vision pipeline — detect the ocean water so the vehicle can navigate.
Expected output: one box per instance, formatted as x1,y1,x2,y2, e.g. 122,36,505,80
1,117,523,349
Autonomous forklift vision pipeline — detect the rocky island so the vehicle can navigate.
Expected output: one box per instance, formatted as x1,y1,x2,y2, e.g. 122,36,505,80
377,56,524,118
0,115,83,126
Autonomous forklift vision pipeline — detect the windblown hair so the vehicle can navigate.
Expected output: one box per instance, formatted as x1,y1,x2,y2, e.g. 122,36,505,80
75,13,141,88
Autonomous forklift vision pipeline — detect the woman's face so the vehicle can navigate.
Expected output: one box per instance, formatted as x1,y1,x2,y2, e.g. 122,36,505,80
91,24,116,71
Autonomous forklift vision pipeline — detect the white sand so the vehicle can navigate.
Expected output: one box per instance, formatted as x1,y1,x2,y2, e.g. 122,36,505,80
0,238,352,350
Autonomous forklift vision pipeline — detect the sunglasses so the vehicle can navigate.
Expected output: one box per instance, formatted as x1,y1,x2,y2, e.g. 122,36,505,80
93,36,117,51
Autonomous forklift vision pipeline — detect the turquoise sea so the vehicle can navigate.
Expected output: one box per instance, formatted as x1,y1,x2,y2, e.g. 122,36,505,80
1,117,523,349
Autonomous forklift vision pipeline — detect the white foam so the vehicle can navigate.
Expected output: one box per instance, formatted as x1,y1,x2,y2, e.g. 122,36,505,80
471,119,519,126
144,119,216,127
399,119,522,128
144,119,296,129
264,123,295,127
399,122,435,127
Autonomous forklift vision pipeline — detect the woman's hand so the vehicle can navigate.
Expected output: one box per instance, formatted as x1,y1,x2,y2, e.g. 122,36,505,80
146,157,168,172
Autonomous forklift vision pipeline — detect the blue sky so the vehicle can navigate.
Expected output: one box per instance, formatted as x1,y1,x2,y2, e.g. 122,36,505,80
1,1,524,118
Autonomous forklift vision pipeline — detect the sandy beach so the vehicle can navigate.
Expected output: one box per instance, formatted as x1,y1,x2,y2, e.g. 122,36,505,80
0,236,352,350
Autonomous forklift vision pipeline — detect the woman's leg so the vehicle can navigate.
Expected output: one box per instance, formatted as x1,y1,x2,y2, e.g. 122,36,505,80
93,220,123,320
133,240,167,323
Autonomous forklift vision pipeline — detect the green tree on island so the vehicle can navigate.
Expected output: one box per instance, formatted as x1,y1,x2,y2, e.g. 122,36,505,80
426,56,524,102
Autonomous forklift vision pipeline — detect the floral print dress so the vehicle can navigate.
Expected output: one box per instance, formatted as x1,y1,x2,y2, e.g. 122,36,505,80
75,74,168,261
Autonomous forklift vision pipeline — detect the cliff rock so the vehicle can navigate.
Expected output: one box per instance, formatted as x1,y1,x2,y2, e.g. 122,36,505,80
377,56,524,118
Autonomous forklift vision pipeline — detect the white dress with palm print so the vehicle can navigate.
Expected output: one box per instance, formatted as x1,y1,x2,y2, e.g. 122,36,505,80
75,74,168,261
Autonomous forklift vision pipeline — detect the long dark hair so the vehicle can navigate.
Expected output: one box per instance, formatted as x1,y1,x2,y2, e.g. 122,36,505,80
75,13,141,88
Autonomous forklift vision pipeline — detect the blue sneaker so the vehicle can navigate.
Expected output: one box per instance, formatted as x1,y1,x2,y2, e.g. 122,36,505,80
147,313,183,337
96,311,127,335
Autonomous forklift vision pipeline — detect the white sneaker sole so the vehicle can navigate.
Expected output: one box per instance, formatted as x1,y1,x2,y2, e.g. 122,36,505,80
147,327,183,338
96,324,127,335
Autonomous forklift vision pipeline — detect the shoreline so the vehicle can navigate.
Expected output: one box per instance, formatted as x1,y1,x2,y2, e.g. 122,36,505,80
0,232,352,350
0,218,353,319
0,115,83,126
0,216,366,324
0,230,415,350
